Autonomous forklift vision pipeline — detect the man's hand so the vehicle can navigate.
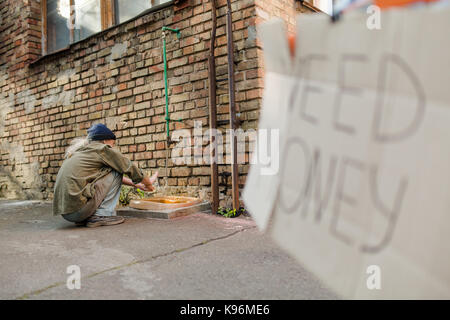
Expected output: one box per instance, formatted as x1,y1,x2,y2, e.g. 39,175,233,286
142,180,155,192
149,171,158,184
134,183,149,191
123,172,158,192
141,171,158,192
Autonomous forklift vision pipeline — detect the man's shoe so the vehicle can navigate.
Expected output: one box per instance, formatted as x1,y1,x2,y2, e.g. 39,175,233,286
86,215,125,228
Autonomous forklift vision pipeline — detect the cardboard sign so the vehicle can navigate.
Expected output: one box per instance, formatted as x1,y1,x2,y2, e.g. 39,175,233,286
243,7,450,298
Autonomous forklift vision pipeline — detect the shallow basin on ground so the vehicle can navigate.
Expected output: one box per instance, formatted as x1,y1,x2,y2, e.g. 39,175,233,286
129,196,202,211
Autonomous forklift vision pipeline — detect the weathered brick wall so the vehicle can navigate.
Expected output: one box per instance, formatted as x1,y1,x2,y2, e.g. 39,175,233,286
0,0,43,199
255,0,297,32
0,0,313,205
252,0,315,82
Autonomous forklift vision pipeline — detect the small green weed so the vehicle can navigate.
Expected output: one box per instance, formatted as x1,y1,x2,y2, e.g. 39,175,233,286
217,206,246,218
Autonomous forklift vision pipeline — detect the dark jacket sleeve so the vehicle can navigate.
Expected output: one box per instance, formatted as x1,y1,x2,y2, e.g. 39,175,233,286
98,145,144,184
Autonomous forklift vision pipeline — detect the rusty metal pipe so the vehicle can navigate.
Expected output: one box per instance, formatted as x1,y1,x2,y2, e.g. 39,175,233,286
226,0,240,210
208,0,219,214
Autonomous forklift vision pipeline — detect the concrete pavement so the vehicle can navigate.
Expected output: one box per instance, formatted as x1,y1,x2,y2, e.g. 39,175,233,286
0,200,338,300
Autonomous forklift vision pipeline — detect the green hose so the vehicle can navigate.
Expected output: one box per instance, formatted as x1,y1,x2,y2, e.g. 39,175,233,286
162,27,181,141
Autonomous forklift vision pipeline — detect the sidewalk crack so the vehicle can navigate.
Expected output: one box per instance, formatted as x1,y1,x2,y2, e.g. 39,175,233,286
15,225,256,300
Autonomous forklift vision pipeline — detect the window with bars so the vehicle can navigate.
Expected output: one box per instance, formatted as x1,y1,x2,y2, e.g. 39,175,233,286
42,0,173,55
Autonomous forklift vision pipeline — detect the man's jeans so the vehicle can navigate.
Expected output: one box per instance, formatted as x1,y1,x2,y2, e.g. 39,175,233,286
62,170,122,223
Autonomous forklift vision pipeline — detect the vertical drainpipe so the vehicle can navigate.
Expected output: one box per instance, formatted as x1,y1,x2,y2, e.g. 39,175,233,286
208,0,219,214
226,0,240,210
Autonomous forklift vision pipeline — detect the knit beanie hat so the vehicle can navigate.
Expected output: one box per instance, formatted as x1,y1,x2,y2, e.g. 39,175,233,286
87,123,116,141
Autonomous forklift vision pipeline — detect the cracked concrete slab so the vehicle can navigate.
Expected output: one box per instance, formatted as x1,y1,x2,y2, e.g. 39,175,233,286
0,200,338,300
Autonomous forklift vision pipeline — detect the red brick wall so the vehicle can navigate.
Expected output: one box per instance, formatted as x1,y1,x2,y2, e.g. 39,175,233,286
255,0,297,33
0,0,313,205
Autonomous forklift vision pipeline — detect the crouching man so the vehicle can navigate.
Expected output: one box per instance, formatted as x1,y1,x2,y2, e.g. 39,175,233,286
53,123,158,228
